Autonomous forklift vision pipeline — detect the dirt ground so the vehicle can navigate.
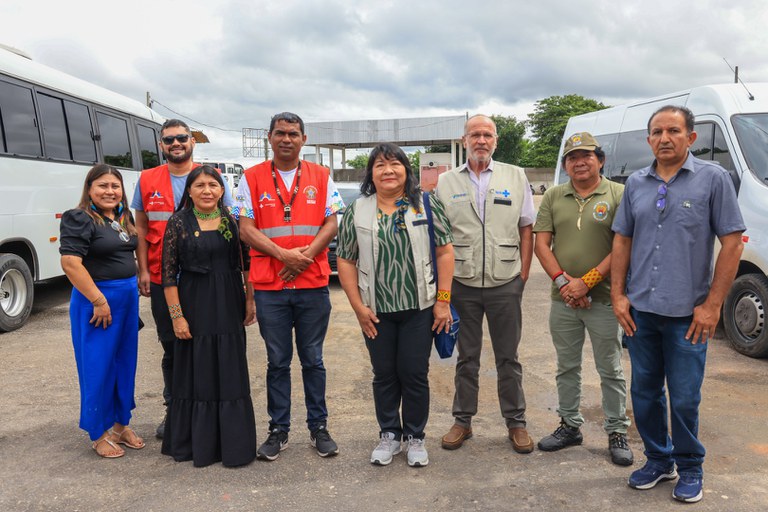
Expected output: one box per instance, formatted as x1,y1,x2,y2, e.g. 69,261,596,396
1,250,768,511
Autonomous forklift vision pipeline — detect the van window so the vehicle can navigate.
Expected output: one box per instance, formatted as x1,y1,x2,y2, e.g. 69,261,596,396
733,114,768,182
606,129,651,182
0,80,42,156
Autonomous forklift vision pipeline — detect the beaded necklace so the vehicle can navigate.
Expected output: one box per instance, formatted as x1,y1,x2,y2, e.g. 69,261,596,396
193,207,221,220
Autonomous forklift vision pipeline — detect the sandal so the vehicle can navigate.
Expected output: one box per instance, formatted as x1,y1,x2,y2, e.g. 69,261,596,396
92,435,125,458
110,426,145,450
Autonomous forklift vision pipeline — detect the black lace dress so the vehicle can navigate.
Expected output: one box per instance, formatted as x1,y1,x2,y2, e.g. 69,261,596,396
160,209,256,467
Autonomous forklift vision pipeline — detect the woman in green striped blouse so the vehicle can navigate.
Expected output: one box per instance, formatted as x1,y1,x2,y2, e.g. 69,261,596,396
336,143,454,467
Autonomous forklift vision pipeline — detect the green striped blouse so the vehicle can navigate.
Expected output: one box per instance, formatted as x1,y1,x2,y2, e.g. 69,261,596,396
336,194,453,313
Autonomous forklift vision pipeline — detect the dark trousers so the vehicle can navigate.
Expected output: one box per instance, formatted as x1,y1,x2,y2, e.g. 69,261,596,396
627,308,707,477
254,287,331,432
451,277,527,428
365,308,433,440
150,282,175,409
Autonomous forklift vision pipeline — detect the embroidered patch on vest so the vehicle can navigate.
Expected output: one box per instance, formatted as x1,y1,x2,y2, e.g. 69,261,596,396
592,201,610,221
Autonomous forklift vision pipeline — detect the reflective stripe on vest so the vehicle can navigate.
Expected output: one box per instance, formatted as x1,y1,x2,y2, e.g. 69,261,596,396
146,211,174,221
261,225,320,238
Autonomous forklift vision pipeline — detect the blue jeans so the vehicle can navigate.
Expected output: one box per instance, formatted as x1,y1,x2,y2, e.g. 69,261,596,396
626,308,707,477
254,287,331,432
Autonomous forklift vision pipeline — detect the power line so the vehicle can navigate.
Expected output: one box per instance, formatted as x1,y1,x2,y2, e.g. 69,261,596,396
150,99,242,133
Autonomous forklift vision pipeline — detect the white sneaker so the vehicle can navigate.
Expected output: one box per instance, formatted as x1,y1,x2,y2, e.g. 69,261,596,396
371,432,401,465
406,436,429,467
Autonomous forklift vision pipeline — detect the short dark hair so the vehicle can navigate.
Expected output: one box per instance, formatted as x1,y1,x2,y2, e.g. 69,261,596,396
269,112,304,135
647,105,695,134
177,165,226,212
360,143,421,209
160,119,191,136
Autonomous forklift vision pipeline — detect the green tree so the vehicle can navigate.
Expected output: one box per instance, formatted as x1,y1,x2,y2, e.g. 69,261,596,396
521,95,608,168
425,144,450,153
408,150,421,174
490,115,526,165
346,154,369,169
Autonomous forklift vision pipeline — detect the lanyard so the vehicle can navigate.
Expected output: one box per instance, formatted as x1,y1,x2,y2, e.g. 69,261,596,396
271,161,302,223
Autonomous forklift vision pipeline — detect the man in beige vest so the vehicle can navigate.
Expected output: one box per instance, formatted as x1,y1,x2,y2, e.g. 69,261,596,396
434,115,535,453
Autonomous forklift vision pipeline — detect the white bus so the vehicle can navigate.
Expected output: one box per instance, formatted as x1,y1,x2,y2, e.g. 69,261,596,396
0,45,165,331
555,84,768,357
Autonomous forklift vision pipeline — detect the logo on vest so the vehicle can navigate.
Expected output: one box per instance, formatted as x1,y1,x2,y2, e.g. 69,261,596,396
304,185,318,204
495,189,511,198
147,190,167,208
259,191,276,208
593,201,610,221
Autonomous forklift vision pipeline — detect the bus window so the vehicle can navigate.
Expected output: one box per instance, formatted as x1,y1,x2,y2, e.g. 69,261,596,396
65,101,96,162
137,124,160,169
96,111,132,168
37,93,70,160
0,80,42,157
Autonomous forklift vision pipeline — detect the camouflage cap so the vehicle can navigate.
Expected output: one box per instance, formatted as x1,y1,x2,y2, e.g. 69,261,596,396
563,132,600,157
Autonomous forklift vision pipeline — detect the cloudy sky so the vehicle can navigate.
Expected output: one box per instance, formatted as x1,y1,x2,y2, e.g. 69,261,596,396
3,0,768,165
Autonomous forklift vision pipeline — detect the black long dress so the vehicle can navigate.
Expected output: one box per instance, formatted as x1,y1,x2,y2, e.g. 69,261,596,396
160,209,256,467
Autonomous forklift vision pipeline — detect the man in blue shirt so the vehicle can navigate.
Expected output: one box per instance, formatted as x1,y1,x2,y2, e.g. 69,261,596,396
611,105,745,503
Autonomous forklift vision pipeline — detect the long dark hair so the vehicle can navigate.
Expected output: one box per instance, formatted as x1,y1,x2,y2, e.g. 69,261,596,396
77,163,137,235
177,165,226,212
360,143,421,208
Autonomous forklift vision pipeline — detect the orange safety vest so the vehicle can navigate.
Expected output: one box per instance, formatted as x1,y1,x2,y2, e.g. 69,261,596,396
139,164,178,285
244,160,331,290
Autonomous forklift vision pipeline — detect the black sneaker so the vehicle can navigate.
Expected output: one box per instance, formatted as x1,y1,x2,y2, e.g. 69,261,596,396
537,420,583,451
608,432,634,466
310,427,339,457
257,428,289,461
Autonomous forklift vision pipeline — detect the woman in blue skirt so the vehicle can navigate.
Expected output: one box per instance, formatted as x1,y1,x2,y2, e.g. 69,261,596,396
60,164,145,458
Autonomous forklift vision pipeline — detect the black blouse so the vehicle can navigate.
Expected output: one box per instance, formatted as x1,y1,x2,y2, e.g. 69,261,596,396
161,208,249,287
59,209,138,281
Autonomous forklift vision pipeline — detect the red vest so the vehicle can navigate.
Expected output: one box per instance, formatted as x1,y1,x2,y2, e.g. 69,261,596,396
139,164,177,285
244,160,331,290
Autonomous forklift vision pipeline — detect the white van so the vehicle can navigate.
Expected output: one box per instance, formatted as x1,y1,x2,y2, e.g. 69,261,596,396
555,84,768,358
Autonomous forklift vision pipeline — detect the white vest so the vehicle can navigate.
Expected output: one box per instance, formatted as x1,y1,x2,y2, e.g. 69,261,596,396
353,195,436,314
435,162,525,288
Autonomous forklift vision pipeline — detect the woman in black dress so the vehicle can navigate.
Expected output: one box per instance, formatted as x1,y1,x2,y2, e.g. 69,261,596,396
160,165,257,467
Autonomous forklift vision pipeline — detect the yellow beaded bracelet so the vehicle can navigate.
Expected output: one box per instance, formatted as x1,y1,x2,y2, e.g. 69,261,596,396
581,267,604,289
436,289,451,303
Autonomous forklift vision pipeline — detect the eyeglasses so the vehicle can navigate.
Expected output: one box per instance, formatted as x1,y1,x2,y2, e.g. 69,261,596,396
161,134,191,144
108,219,131,243
656,183,668,212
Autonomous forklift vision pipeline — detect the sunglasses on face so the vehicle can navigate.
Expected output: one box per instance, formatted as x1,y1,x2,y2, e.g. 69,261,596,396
656,183,668,212
161,134,191,144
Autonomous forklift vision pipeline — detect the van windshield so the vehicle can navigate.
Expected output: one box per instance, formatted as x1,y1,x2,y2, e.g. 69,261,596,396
733,114,768,182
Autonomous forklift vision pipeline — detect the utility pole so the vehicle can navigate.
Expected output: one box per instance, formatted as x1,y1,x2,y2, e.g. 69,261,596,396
734,66,739,84
146,91,152,108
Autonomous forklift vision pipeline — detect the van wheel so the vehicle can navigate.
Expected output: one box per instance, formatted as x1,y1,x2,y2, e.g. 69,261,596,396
723,274,768,358
0,254,34,332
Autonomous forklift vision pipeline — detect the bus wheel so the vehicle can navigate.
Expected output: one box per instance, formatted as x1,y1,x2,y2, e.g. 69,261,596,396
723,274,768,358
0,254,34,332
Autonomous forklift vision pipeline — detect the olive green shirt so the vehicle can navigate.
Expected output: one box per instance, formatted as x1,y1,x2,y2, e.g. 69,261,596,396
533,177,624,304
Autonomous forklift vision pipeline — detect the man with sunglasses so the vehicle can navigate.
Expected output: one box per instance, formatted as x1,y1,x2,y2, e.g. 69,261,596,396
131,119,234,439
533,132,632,466
237,112,344,461
611,106,744,503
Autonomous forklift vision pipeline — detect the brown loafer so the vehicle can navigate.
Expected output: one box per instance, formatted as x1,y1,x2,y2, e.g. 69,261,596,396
509,427,534,453
441,424,473,450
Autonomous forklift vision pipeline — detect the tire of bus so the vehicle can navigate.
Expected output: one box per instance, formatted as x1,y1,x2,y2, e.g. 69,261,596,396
0,254,34,332
722,273,768,358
